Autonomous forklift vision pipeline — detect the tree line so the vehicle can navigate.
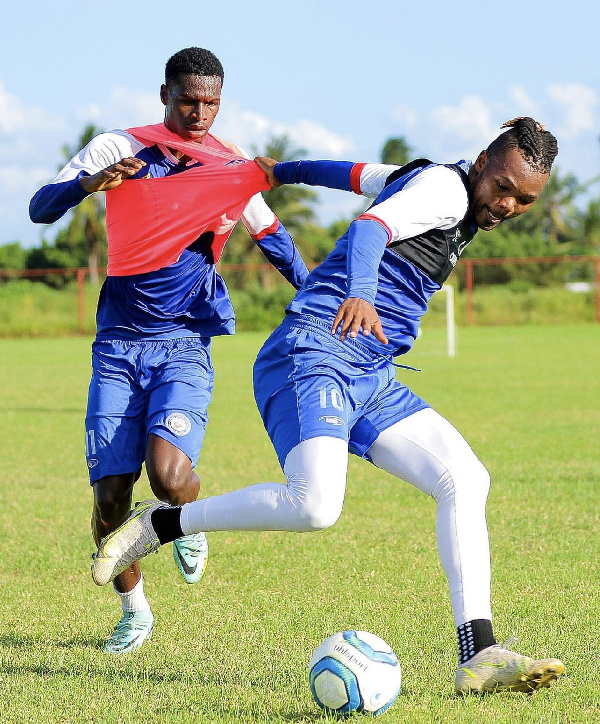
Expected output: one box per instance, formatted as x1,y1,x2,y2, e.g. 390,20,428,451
1,125,598,289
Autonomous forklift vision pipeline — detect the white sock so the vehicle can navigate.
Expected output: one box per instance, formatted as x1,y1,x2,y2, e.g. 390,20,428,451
114,574,151,614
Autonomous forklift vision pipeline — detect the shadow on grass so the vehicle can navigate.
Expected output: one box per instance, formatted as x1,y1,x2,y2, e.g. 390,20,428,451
0,631,103,651
0,633,349,721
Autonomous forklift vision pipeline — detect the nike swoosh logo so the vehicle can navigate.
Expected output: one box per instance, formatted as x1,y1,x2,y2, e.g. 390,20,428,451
174,546,198,576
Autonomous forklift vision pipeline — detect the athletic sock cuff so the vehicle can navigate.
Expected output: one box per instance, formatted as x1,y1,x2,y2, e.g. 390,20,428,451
151,507,183,544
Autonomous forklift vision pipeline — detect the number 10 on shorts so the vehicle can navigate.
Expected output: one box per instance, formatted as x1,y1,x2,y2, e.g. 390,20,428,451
319,385,344,411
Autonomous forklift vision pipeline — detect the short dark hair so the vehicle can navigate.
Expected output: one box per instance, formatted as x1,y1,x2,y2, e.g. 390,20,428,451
487,117,558,174
165,47,224,86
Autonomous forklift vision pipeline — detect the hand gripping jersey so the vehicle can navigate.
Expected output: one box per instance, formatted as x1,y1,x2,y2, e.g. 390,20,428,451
275,159,478,356
29,125,308,340
105,124,271,276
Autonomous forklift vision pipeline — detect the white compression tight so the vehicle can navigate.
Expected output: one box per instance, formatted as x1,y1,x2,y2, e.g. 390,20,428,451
180,407,491,626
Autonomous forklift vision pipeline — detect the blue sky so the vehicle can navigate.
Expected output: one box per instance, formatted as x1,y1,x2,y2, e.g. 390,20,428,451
2,0,599,247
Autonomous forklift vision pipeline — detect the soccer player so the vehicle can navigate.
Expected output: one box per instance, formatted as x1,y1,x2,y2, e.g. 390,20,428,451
90,118,565,692
29,47,308,654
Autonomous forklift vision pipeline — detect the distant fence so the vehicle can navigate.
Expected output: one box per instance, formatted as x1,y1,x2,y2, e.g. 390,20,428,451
462,255,600,325
1,255,599,332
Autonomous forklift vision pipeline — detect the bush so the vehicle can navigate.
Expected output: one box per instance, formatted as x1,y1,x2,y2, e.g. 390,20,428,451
0,243,28,270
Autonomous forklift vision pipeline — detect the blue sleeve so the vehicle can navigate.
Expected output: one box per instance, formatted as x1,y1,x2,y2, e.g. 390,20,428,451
29,172,91,224
253,221,309,290
346,218,390,304
274,160,356,191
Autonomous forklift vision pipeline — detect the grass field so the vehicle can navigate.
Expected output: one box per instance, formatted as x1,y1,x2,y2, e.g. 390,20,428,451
0,325,599,723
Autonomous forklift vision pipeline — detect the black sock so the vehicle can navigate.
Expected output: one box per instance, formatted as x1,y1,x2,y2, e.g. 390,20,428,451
457,619,497,665
151,507,184,544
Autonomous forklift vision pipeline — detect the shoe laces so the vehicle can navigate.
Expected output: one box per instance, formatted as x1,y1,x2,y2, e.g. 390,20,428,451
111,613,151,641
177,534,206,556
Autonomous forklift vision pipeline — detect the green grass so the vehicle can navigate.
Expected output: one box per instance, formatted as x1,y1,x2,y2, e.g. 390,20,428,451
0,326,599,723
0,278,597,336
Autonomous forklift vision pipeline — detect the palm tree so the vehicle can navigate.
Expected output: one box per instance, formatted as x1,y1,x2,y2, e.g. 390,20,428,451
507,168,600,245
258,135,318,236
60,124,106,285
579,196,600,254
221,135,319,288
380,136,413,166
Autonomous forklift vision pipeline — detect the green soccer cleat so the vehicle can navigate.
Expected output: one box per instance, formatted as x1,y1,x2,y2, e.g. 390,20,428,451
92,500,166,586
173,532,209,584
105,610,154,654
455,644,565,694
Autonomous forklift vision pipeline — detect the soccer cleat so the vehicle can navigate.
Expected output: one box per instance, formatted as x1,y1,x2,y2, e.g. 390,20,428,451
91,500,166,586
105,610,154,654
173,532,209,584
455,644,565,694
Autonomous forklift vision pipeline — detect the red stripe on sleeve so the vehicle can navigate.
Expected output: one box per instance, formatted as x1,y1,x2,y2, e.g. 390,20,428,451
251,218,280,241
350,163,367,194
356,213,393,242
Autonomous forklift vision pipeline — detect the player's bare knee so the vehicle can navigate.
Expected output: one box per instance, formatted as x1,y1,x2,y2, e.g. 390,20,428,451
93,477,134,528
148,463,196,504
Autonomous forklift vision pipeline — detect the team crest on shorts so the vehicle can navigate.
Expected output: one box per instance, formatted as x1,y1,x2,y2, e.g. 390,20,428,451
166,412,192,436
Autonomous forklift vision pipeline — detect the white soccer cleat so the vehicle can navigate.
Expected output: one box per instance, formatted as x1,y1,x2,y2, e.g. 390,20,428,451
104,610,154,655
455,644,565,694
91,500,165,586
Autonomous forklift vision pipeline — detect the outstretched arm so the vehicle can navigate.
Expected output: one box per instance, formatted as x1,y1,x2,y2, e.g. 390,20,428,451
256,157,361,194
255,156,398,198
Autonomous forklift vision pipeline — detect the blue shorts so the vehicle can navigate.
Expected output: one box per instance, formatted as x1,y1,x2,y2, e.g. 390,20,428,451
85,338,214,484
253,314,429,468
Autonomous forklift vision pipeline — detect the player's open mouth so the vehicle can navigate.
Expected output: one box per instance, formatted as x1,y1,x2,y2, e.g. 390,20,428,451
485,207,503,225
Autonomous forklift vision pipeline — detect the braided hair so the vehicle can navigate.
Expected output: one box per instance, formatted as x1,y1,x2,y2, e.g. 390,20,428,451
487,117,558,174
165,47,224,85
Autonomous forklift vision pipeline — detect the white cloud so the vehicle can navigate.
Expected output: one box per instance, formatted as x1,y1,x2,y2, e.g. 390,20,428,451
390,104,419,132
215,102,355,157
0,84,356,246
388,93,501,162
70,92,355,157
73,87,163,131
546,83,599,139
431,95,497,153
4,80,600,247
0,164,54,244
0,80,66,136
509,85,542,119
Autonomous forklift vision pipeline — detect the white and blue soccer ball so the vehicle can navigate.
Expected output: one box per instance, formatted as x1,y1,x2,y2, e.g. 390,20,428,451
309,630,401,717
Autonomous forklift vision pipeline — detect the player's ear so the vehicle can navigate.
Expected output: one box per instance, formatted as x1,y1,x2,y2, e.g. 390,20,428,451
474,151,488,173
160,84,168,106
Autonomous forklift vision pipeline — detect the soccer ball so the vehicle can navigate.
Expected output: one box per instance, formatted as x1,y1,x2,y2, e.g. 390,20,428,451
309,630,401,717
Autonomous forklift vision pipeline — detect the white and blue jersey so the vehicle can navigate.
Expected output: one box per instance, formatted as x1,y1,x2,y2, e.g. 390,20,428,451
29,130,309,341
254,158,479,467
276,158,477,356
